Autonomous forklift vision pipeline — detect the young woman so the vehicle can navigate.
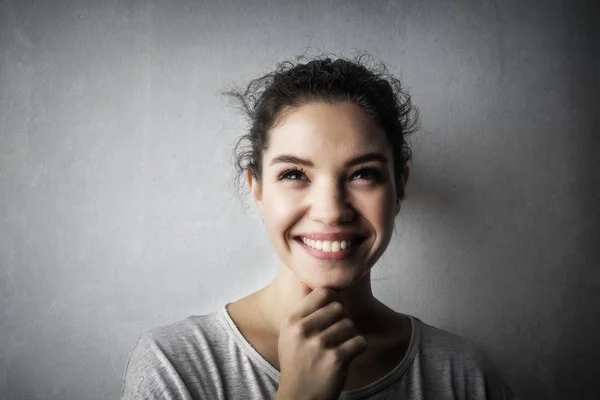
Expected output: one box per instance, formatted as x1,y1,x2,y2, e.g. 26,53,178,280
121,54,516,400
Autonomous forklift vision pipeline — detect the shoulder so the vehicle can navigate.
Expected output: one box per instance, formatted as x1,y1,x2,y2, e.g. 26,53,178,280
413,318,517,399
417,319,492,367
140,311,226,353
121,311,226,400
129,312,226,369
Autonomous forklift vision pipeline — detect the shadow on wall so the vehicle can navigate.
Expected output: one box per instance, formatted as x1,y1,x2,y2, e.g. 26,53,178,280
412,133,600,400
554,278,600,400
553,1,600,398
407,166,555,400
551,123,600,399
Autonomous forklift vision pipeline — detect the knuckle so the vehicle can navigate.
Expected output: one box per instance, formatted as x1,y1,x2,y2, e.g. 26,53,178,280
281,316,295,329
291,321,308,337
314,334,327,348
329,349,346,367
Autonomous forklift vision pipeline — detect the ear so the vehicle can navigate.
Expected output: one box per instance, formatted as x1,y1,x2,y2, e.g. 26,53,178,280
395,164,410,215
246,170,264,215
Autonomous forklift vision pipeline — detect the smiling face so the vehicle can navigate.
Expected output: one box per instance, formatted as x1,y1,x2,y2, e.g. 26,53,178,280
248,101,405,290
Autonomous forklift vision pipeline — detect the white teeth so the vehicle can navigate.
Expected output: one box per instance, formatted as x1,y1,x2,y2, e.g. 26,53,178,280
300,238,353,252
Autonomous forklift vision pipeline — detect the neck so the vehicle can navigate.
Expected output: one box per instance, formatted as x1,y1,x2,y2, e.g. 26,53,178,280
257,264,387,337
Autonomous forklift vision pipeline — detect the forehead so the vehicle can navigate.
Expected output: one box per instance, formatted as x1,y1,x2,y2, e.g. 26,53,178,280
265,102,391,163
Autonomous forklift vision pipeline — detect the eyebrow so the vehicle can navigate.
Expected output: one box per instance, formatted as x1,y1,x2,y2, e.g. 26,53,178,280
270,152,389,167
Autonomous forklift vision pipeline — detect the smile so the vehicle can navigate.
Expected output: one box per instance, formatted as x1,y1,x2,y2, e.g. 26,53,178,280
300,237,351,252
294,235,365,261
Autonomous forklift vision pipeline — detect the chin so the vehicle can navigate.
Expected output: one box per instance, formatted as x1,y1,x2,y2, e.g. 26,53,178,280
291,259,372,288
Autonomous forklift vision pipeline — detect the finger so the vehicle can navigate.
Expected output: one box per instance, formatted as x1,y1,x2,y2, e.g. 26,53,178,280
293,286,341,319
336,335,368,366
302,300,348,333
319,318,357,347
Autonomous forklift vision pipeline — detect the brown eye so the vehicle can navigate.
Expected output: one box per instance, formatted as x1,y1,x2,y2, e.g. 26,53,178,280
279,168,309,181
351,167,382,182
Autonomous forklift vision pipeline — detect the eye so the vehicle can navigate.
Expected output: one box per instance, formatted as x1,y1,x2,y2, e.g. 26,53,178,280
351,167,382,182
279,167,309,181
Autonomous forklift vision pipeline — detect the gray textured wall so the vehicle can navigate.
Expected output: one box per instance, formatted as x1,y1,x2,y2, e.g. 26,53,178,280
1,0,598,399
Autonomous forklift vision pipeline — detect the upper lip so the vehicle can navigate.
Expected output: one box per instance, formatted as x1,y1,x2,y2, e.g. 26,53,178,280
294,232,364,241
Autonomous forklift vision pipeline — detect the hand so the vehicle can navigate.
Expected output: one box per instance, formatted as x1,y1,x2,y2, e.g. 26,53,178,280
275,281,367,400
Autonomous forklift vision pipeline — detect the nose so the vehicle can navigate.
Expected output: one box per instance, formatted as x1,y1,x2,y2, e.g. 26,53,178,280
308,180,355,225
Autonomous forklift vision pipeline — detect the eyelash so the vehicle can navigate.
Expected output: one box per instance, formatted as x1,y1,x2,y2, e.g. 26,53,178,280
352,167,382,182
279,167,308,181
278,167,382,182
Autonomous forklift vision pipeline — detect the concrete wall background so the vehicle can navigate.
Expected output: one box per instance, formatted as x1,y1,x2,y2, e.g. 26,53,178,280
1,0,598,399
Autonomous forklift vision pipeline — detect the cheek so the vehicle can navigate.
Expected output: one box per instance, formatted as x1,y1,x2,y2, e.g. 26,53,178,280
262,187,302,236
361,188,397,232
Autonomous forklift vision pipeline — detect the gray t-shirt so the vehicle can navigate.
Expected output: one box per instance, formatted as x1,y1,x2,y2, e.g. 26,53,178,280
121,304,516,399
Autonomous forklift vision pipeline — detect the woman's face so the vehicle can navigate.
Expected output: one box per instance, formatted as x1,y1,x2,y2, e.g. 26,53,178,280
249,101,403,289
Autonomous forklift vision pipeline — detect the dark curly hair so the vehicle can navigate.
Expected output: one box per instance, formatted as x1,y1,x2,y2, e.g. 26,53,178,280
223,52,419,200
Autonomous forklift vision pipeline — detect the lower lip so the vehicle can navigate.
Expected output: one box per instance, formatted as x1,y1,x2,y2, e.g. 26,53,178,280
295,238,362,261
